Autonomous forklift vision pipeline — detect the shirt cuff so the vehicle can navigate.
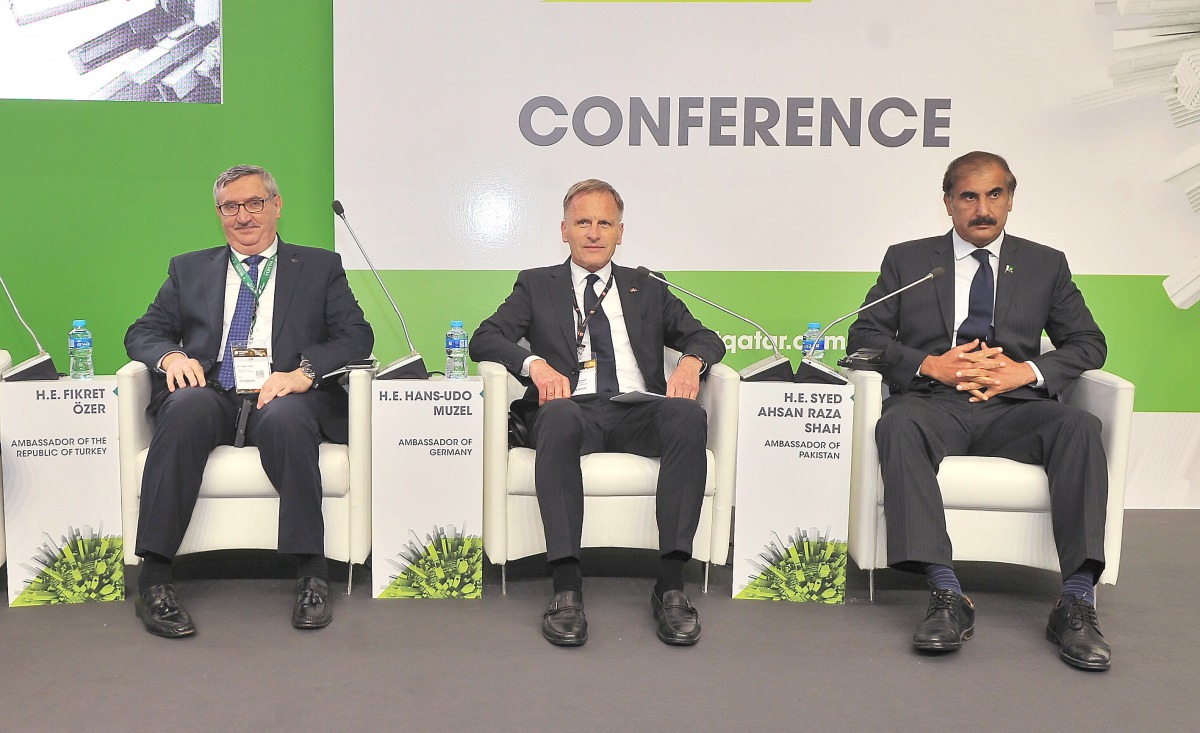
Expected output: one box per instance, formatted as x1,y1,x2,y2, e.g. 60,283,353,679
521,355,544,378
157,351,186,373
1027,360,1045,388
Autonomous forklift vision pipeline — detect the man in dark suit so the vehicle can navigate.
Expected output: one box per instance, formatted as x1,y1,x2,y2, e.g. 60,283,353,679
846,152,1113,670
125,164,373,638
470,179,725,647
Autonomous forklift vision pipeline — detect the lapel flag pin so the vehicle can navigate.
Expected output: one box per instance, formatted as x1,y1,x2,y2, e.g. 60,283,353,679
629,287,638,293
1005,264,1014,274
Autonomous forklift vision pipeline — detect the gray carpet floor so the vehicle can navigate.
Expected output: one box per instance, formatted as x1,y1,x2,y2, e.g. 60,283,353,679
0,509,1195,732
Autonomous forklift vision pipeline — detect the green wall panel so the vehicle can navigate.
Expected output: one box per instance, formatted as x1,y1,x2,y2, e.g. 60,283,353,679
0,1,334,376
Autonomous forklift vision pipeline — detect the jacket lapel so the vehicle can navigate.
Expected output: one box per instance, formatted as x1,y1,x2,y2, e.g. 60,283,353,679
613,263,648,372
203,246,230,361
932,232,956,339
549,259,577,353
994,236,1021,328
271,240,300,345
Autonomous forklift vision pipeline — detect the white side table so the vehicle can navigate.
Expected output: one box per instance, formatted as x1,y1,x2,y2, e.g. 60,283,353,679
371,377,484,598
0,377,123,606
732,380,855,603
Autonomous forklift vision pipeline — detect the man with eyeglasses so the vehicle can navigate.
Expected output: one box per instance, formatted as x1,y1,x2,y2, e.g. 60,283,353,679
125,164,373,637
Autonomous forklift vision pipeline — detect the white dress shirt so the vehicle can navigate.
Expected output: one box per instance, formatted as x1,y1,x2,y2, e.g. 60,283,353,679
522,259,647,394
949,229,1043,387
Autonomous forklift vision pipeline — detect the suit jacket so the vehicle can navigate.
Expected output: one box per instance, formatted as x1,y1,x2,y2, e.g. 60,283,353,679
125,239,374,407
846,232,1106,399
469,259,726,400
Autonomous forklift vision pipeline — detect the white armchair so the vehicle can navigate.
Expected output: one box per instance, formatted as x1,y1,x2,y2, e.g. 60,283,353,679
845,365,1134,600
116,361,373,592
480,350,740,593
0,349,10,568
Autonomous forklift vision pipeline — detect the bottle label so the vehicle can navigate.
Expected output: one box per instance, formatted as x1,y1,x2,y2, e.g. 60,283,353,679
445,336,466,349
69,337,92,349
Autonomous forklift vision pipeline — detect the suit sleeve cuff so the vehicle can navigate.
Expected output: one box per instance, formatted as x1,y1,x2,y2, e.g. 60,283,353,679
521,355,544,378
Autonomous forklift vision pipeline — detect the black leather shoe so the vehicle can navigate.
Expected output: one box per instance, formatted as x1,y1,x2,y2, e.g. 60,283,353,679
542,591,587,646
913,589,974,651
134,583,196,639
1046,595,1111,670
292,576,333,630
652,589,701,646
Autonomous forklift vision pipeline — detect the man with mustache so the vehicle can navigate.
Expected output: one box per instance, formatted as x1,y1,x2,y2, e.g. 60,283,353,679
125,164,373,637
846,151,1112,670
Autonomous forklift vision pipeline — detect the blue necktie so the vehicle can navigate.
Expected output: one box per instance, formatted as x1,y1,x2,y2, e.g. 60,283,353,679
218,254,264,389
584,274,619,394
957,249,994,345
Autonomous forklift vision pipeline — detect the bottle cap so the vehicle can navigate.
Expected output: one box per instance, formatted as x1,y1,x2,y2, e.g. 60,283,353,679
73,319,86,327
451,320,464,328
807,322,821,329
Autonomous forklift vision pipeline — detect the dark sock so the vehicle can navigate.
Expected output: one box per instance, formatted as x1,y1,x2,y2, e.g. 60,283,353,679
1061,569,1097,605
549,557,582,594
924,563,962,595
138,552,173,594
295,554,329,581
655,551,689,596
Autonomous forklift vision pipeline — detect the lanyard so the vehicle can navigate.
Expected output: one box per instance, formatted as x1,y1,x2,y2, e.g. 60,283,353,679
230,252,277,335
572,273,615,351
230,252,276,300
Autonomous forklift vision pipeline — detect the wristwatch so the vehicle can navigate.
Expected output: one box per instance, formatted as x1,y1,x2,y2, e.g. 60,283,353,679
299,357,318,385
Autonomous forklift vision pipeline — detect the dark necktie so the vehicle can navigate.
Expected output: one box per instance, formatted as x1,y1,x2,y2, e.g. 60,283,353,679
957,249,995,345
584,274,619,393
218,254,264,389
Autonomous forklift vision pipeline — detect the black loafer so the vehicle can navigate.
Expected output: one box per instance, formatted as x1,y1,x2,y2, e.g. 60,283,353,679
542,591,587,646
292,576,333,630
913,589,974,652
652,589,701,646
1046,595,1111,671
134,583,196,639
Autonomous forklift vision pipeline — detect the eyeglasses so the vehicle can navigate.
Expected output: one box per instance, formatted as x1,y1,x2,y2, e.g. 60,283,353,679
216,195,275,217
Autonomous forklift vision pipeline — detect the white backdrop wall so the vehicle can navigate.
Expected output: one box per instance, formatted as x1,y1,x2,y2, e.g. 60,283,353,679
334,0,1200,509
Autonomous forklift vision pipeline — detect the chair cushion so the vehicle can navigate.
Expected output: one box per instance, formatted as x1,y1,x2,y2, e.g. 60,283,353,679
135,443,351,499
507,448,717,498
877,455,1051,512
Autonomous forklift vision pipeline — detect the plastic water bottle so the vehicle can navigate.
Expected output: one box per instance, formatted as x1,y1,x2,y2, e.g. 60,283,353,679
68,319,94,379
445,320,468,379
802,322,825,362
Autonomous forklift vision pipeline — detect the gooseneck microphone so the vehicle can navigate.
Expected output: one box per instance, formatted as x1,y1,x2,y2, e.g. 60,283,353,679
333,200,429,379
635,266,794,382
0,271,59,381
805,266,946,362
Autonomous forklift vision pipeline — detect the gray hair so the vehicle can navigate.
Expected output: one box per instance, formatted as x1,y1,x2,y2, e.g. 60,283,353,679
562,179,624,217
213,164,280,203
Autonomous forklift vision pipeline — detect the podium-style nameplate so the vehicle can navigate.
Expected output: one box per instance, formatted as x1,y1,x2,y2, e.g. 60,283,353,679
733,381,854,603
371,378,483,599
1,378,124,606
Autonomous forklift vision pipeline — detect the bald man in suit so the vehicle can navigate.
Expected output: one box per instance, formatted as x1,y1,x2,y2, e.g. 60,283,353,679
846,151,1112,670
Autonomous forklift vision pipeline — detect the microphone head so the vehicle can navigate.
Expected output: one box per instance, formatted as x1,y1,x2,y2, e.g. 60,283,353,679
332,200,345,216
635,265,651,277
930,266,946,279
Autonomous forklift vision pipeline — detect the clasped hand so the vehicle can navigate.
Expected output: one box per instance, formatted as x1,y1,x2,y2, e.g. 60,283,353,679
919,339,1034,402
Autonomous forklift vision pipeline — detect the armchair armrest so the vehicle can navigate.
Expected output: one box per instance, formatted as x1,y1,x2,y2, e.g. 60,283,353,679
479,361,514,563
117,360,153,563
843,368,884,569
347,368,375,564
698,362,739,564
1059,368,1134,584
